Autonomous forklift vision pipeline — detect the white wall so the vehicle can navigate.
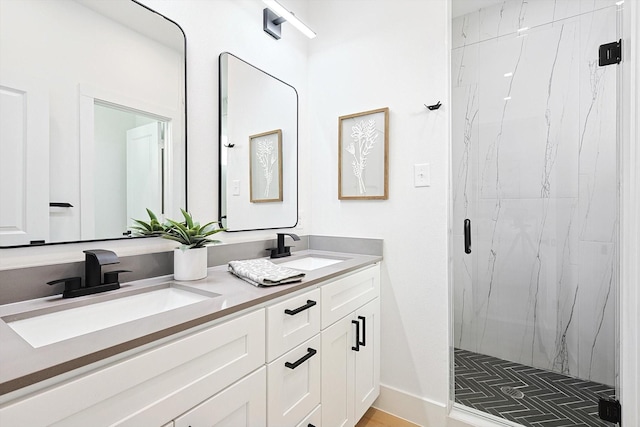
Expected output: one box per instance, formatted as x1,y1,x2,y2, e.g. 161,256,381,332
307,0,451,413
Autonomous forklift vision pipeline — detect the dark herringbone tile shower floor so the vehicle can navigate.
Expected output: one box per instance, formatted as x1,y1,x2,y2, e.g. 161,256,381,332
454,348,616,426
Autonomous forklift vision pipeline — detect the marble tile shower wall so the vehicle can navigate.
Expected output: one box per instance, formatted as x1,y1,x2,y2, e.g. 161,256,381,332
452,0,620,387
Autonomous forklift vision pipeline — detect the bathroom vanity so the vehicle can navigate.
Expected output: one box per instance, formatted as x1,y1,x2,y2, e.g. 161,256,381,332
0,250,381,427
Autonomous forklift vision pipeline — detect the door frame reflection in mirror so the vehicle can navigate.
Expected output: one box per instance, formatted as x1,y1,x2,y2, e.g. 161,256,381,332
218,52,298,232
79,94,174,241
0,0,187,248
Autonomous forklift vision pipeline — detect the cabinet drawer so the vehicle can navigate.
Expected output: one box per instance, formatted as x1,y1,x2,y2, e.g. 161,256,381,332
0,309,265,426
267,288,320,361
174,367,266,427
321,264,379,329
267,335,321,427
296,405,321,427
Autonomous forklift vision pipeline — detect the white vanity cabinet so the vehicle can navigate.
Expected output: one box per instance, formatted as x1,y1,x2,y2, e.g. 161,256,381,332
0,261,381,427
321,264,380,427
0,309,266,427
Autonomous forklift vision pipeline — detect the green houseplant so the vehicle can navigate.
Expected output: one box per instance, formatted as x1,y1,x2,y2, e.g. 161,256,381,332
162,209,224,249
164,209,224,280
132,209,224,281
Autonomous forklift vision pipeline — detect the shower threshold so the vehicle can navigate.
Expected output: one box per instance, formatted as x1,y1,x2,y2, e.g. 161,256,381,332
454,348,616,426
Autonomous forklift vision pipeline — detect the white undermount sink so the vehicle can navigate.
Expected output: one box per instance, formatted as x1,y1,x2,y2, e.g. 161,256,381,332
278,256,344,271
6,285,219,348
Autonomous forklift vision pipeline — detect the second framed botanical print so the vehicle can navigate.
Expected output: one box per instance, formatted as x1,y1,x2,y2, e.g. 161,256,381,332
338,107,389,200
249,129,283,203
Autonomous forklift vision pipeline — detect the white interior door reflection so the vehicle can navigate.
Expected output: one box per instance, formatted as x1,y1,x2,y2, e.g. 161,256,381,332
126,122,163,232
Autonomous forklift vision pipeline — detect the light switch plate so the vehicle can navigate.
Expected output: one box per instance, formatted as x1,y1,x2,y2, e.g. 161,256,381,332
414,163,430,187
231,180,240,196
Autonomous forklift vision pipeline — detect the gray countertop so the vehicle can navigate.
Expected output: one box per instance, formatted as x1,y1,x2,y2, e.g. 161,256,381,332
0,250,381,396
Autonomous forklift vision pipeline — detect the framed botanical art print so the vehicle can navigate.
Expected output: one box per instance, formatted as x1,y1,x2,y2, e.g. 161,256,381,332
338,107,389,200
249,129,283,203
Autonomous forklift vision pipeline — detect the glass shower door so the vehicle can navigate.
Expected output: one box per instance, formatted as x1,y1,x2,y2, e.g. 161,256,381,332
451,1,621,425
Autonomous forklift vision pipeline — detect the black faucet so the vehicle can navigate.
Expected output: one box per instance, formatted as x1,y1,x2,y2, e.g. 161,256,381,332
267,233,300,259
47,249,130,298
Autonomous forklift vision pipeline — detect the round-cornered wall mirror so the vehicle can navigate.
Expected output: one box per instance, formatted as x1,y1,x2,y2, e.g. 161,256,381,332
218,52,298,232
0,0,187,247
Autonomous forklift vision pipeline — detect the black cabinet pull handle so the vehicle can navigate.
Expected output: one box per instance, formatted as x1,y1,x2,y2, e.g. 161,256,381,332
352,319,360,351
284,299,317,315
285,348,317,369
358,315,366,346
464,219,472,254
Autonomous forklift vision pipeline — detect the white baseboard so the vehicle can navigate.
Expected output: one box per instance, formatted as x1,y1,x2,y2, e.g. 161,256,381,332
372,384,523,427
372,384,449,427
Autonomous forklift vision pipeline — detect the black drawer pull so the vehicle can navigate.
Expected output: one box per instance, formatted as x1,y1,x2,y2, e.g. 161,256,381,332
284,299,317,315
352,319,360,351
358,315,366,346
285,348,317,369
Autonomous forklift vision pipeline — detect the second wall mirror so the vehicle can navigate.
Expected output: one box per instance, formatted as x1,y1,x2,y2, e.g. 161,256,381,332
218,52,298,231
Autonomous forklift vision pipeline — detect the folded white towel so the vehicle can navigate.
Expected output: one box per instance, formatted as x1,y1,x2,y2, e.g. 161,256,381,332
228,258,305,287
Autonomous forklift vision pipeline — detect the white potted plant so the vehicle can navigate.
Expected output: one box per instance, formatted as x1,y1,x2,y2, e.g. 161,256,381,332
132,209,224,281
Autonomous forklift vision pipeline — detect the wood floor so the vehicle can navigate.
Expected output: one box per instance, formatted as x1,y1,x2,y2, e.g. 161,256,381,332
355,408,420,427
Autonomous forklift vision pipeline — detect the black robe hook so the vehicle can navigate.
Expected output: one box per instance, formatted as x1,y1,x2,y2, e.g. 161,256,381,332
425,101,442,111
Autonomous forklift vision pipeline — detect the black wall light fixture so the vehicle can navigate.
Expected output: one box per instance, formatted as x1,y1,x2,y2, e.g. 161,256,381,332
263,0,316,40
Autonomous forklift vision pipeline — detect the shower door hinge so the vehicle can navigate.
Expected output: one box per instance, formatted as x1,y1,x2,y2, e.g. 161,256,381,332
599,39,622,66
598,397,621,424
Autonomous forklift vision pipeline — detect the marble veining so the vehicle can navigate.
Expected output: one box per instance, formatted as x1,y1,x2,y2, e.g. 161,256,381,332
452,0,619,387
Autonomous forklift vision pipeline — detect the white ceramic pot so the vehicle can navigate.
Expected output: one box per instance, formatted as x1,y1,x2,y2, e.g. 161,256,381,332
173,247,208,281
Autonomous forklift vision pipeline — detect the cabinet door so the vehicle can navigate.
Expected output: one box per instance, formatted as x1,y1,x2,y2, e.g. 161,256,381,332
174,367,266,427
267,335,321,426
321,315,355,427
353,298,380,423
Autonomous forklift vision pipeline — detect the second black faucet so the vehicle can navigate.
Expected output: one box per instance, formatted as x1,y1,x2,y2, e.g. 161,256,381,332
268,233,300,259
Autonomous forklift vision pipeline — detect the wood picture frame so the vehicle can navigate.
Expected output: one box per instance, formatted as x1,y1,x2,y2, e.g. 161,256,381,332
249,129,283,203
338,107,389,200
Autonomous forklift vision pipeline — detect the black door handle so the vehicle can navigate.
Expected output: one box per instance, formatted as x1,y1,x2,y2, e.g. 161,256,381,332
284,299,317,315
285,348,317,369
358,315,366,346
464,219,471,254
352,319,360,351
